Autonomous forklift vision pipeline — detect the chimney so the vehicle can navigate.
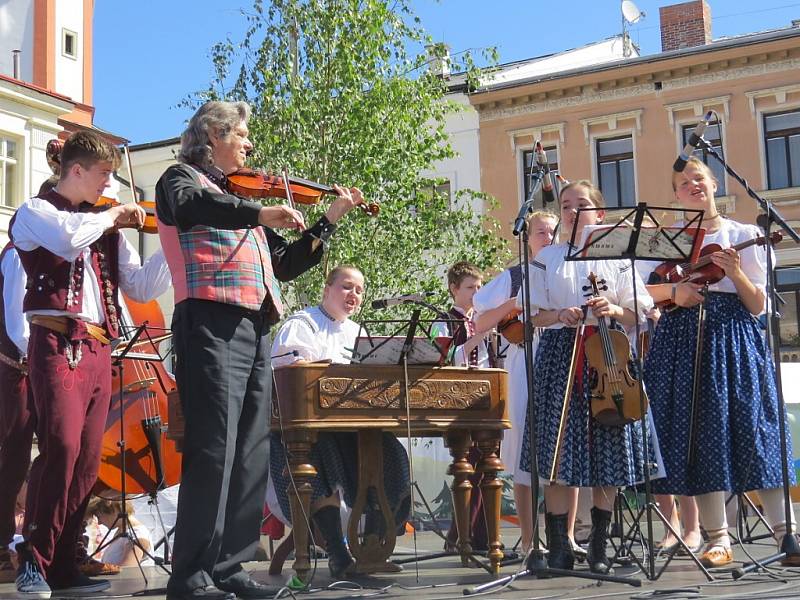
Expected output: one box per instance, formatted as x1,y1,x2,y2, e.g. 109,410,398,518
425,43,451,79
12,50,20,79
659,0,712,52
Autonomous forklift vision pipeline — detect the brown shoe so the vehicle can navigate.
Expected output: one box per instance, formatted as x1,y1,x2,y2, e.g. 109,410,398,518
699,545,733,568
0,546,15,584
79,558,121,576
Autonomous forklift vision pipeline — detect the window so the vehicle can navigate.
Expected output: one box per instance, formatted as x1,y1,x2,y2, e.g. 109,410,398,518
433,179,451,206
596,136,635,207
764,109,800,190
522,146,559,204
681,122,726,196
777,266,800,361
0,137,18,208
62,29,77,59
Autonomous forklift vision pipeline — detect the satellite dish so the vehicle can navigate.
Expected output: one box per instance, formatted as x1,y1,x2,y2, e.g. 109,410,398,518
622,0,645,24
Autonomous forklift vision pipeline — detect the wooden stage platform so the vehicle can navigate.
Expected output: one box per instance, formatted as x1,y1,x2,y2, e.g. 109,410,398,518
5,522,800,600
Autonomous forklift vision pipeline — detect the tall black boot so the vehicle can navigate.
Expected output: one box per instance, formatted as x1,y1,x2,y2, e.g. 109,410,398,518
312,506,355,578
544,512,574,570
587,507,614,574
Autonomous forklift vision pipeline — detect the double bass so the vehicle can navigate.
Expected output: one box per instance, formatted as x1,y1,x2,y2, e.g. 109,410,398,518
95,295,181,496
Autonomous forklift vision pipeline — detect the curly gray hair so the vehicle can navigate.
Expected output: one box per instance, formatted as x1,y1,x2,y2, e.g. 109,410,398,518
178,101,251,168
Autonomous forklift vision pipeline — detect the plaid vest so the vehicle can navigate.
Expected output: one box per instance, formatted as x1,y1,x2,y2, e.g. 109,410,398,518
158,167,284,314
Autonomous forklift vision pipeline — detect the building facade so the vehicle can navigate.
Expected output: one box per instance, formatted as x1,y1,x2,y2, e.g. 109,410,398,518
471,0,800,358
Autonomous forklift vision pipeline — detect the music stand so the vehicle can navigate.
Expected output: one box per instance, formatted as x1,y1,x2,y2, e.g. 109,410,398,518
565,202,711,582
93,322,173,588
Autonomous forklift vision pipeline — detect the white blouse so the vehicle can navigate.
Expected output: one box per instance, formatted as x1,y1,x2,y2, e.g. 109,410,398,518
636,219,773,305
517,242,653,329
271,306,360,366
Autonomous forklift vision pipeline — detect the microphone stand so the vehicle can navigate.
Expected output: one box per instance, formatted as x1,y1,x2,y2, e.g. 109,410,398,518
690,139,800,577
466,164,639,596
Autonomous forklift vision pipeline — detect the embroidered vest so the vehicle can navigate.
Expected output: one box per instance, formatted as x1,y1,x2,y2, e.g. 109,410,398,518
157,165,283,315
10,191,121,337
0,243,22,360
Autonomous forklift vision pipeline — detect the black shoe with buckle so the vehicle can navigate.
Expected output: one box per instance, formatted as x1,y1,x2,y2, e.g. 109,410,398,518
166,584,236,600
217,577,281,599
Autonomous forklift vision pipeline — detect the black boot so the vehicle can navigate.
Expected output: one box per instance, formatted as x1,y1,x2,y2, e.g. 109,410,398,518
587,507,614,574
312,506,355,578
545,512,574,570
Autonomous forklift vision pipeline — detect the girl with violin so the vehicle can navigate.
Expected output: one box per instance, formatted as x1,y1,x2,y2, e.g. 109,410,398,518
517,181,655,574
643,157,797,568
156,100,365,600
473,211,566,555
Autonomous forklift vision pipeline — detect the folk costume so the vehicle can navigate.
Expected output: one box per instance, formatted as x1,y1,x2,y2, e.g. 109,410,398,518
644,219,794,497
156,163,336,595
9,190,171,587
517,243,657,489
0,244,32,582
268,306,411,531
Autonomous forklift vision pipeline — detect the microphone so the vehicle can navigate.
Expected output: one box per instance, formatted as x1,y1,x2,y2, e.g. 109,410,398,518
371,292,434,309
534,141,556,204
673,111,714,172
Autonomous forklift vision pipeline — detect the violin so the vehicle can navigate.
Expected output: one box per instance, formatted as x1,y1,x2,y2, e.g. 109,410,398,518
651,232,782,311
226,168,379,216
583,272,647,427
497,308,524,344
94,196,159,235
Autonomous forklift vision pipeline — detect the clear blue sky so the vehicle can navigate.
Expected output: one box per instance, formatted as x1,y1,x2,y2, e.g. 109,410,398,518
94,0,800,144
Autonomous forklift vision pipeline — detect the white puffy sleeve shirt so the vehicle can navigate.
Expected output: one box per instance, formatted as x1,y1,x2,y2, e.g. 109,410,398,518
516,242,653,329
11,198,172,324
271,306,360,367
473,268,512,314
1,248,29,356
696,219,772,298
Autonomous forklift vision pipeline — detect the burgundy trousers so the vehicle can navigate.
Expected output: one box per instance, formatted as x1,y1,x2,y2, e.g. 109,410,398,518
0,359,34,547
23,325,111,585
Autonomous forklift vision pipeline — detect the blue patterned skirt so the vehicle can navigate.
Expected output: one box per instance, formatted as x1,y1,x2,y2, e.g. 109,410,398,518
644,292,793,496
519,327,658,487
270,431,411,526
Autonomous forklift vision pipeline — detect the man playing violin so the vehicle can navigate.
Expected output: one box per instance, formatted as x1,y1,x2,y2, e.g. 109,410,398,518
155,100,364,600
9,130,172,597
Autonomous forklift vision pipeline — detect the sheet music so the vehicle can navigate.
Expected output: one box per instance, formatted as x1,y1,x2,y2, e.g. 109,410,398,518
353,336,445,365
579,224,703,261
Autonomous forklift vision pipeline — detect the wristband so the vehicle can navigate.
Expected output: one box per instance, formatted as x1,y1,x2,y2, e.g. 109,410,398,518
671,285,677,304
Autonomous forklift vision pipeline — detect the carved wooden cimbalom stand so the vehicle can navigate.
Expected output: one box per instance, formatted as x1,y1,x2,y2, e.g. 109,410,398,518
270,362,509,580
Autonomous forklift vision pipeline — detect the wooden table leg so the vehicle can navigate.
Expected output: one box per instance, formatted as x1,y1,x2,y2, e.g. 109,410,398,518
347,430,399,574
475,431,505,574
444,430,474,567
284,430,317,583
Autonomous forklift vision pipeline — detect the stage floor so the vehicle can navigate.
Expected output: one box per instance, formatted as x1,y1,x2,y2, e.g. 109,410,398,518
4,525,800,599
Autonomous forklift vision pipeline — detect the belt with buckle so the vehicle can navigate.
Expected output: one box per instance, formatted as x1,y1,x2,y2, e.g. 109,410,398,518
30,315,111,345
0,350,27,374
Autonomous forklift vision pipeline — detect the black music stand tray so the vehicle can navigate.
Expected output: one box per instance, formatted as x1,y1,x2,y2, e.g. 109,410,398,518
93,322,173,591
565,202,710,582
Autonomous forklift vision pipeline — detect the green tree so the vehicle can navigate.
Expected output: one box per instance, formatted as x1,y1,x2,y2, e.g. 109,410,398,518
188,0,508,323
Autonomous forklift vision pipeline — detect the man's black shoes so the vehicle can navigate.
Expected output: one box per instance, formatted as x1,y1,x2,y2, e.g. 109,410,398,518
217,577,282,599
166,584,236,600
